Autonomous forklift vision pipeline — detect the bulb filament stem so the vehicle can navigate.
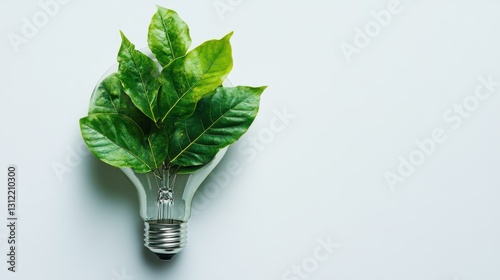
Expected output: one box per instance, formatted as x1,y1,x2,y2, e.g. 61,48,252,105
156,165,177,222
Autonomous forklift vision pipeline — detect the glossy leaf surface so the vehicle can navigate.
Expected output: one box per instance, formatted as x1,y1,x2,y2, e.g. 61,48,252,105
147,127,169,169
148,6,191,66
169,86,265,166
80,113,155,173
118,32,161,122
88,72,151,132
158,32,233,122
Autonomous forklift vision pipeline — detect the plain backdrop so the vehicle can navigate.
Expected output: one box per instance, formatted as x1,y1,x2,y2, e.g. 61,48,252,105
1,0,500,279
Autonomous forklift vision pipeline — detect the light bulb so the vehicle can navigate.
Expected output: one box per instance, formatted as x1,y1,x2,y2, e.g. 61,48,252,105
121,148,227,260
89,50,231,260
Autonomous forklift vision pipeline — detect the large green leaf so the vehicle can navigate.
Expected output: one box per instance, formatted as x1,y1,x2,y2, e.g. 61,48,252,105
117,32,161,123
80,113,156,173
88,72,152,132
148,6,191,66
169,86,265,166
158,32,233,123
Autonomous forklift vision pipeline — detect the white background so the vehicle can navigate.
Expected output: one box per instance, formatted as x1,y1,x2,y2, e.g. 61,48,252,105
1,0,500,279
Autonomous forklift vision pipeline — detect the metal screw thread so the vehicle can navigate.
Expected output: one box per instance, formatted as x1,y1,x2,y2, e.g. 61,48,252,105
144,220,187,260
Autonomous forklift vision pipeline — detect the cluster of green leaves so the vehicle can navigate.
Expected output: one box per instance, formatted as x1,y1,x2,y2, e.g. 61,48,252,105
80,6,266,174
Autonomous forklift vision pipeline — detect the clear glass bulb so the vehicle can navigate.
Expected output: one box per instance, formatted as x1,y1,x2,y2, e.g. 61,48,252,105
121,148,227,260
90,49,230,260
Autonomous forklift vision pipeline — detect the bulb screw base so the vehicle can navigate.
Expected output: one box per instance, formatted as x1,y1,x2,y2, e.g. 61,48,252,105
144,220,187,261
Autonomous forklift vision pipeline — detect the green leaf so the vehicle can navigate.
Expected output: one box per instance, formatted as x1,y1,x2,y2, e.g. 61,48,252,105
147,126,169,169
80,113,155,173
88,72,152,133
148,6,191,66
174,163,209,174
158,32,233,122
117,32,161,123
169,86,266,166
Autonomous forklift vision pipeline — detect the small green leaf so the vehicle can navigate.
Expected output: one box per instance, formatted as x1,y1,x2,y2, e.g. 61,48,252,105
147,126,169,169
158,32,233,122
118,32,161,123
169,86,265,166
88,72,152,133
148,6,191,66
88,73,124,115
80,113,154,173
